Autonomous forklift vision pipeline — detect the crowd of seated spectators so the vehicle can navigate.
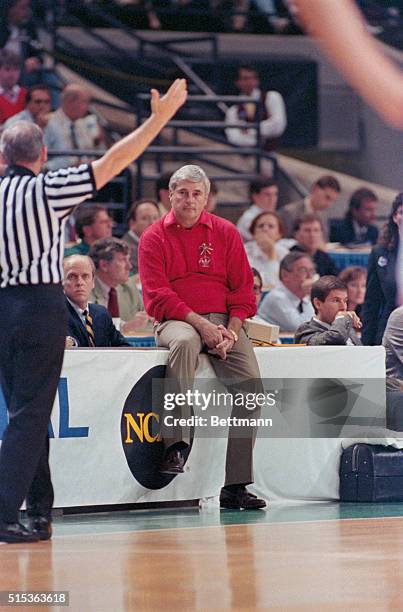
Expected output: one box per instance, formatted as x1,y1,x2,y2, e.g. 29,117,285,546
232,172,402,361
63,0,302,34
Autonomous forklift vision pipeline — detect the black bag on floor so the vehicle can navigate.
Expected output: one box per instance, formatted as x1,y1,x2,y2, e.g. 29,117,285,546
340,444,403,502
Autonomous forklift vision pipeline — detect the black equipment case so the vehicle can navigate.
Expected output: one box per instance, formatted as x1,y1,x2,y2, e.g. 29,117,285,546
340,443,403,502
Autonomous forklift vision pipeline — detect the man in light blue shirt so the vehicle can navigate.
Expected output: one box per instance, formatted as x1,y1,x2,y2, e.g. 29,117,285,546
3,85,63,154
258,251,315,332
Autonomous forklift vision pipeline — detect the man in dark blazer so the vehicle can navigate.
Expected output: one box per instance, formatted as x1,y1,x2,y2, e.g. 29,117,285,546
290,213,339,277
330,188,379,246
63,255,129,348
295,276,362,345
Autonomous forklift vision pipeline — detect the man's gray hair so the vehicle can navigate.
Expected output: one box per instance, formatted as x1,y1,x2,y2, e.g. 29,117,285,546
0,121,43,165
169,165,210,195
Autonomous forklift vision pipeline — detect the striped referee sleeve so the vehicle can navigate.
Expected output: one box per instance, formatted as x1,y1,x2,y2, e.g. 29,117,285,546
43,163,96,218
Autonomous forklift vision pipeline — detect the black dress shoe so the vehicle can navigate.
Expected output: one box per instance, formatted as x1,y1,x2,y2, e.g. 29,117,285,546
159,449,185,474
220,487,267,510
0,521,39,544
28,516,52,541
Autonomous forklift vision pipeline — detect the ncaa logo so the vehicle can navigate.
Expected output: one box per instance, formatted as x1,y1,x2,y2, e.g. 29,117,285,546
121,366,193,489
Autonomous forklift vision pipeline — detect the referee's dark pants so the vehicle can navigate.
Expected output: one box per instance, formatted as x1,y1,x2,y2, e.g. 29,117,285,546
0,284,66,523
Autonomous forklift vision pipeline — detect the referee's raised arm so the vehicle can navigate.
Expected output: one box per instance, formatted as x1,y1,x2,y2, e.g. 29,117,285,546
92,79,187,190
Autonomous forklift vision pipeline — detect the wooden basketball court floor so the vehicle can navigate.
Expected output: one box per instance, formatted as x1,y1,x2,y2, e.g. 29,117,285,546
1,502,403,611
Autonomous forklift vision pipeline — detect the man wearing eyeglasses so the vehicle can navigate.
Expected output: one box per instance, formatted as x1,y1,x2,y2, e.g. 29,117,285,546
258,251,315,332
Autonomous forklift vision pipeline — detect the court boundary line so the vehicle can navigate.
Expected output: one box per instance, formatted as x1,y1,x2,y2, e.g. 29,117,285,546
50,513,403,540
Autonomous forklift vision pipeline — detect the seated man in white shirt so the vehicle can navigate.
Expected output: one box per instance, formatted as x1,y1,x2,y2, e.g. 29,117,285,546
89,237,152,334
294,275,362,345
46,83,105,171
258,251,315,332
225,65,287,150
236,177,279,242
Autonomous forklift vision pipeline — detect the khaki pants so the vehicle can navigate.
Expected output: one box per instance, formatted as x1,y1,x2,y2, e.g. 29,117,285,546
155,314,262,486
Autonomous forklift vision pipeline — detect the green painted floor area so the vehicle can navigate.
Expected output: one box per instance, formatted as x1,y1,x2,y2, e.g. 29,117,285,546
50,501,403,538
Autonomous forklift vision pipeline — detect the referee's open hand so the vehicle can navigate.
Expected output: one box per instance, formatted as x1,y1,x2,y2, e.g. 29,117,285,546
150,79,188,123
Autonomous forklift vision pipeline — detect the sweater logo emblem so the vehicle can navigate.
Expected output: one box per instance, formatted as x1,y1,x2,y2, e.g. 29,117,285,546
198,242,213,267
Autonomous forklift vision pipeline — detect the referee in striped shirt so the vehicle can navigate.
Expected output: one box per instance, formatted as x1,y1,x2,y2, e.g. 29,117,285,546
0,79,187,543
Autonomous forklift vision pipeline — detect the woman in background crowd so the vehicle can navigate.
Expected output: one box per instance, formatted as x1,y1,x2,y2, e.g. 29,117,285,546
361,194,402,345
244,211,288,288
338,266,367,317
251,267,263,307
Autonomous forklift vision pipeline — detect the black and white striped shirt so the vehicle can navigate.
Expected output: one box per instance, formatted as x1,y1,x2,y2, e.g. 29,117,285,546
0,163,96,288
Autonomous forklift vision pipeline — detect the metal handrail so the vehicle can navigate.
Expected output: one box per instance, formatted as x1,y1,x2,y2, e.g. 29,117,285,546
47,2,306,204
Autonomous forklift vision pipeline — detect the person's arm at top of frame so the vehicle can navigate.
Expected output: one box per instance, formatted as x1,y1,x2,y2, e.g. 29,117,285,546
293,0,403,129
92,79,187,190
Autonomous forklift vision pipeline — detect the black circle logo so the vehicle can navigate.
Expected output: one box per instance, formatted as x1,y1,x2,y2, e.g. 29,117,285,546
121,365,193,489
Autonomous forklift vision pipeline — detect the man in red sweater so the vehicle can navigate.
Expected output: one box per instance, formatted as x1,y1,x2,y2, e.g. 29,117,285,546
139,165,266,510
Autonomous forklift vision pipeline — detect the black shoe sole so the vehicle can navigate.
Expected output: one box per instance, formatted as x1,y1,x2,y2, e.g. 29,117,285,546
220,500,267,510
35,531,52,541
0,534,39,544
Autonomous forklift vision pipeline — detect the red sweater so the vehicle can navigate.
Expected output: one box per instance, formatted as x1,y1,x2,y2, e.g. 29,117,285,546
0,88,26,124
139,209,256,322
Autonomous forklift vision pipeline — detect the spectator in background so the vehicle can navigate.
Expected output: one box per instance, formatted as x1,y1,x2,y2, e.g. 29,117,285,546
330,187,379,246
64,255,130,348
0,0,61,106
294,275,362,345
89,237,151,334
225,65,287,150
64,204,113,257
383,306,403,383
4,84,49,129
361,193,402,345
206,178,218,212
338,266,367,316
113,0,162,30
245,211,288,288
279,174,341,238
258,251,315,331
290,213,338,277
251,267,263,307
122,198,160,275
3,85,61,156
156,171,171,215
0,50,26,124
46,83,105,171
237,177,279,241
0,0,41,74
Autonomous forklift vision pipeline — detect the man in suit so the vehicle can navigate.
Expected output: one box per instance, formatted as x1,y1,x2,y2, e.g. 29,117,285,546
295,276,362,345
330,187,379,246
64,255,129,348
290,213,339,277
89,236,152,334
383,306,403,382
279,174,341,238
